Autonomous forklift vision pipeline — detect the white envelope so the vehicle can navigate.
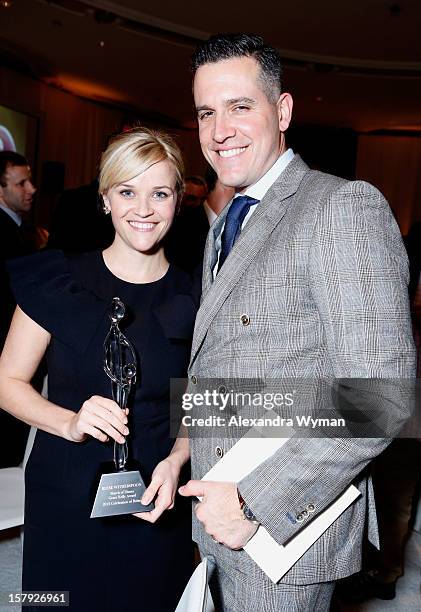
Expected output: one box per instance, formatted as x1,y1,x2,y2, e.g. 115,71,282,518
202,429,361,583
175,557,215,612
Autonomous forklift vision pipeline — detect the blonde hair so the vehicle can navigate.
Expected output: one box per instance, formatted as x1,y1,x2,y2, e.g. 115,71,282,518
99,127,184,199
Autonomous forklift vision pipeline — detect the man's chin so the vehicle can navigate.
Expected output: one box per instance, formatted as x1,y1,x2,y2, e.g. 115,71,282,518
215,169,246,191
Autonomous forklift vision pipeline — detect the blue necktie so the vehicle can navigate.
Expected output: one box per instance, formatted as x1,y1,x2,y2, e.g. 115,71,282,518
217,195,259,273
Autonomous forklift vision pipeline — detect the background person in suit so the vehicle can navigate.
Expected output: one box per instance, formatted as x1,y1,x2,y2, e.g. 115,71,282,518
165,168,234,272
203,166,235,226
0,151,36,467
0,151,36,263
181,175,208,210
178,34,416,611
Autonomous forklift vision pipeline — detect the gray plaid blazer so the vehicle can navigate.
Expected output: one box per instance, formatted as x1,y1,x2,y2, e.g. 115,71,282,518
187,154,416,585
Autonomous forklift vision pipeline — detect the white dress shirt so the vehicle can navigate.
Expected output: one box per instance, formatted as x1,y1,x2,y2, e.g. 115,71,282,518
203,199,218,226
213,148,294,277
0,203,22,226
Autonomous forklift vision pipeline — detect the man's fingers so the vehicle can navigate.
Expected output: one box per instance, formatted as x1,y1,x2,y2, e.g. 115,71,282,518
194,501,205,521
178,479,206,498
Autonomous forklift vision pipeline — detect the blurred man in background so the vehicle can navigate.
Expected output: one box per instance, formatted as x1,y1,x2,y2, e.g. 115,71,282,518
0,151,36,467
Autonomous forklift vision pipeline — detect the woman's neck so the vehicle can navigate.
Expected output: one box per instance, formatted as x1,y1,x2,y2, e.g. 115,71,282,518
102,241,169,284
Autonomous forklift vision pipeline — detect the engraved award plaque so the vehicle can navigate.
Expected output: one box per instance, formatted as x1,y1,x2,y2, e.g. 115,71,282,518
91,297,154,518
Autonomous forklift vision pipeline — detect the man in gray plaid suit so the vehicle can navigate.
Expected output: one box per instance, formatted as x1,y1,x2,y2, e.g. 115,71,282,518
179,34,416,611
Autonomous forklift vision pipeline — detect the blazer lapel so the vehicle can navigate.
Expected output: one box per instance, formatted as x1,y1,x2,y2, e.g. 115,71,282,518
191,154,309,362
201,210,229,299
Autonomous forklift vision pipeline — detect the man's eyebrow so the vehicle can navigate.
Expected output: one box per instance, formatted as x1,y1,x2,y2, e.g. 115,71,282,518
196,97,256,113
196,105,212,113
226,97,256,106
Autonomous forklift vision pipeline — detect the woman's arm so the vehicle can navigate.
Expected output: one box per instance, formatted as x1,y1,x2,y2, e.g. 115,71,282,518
165,425,190,472
0,306,128,443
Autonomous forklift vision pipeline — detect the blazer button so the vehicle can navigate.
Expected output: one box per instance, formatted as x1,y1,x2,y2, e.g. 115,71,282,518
218,385,227,394
215,446,224,459
307,504,315,513
191,375,197,385
296,513,304,523
240,314,250,326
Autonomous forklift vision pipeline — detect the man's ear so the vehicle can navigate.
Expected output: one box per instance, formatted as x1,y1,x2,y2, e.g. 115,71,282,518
277,93,293,133
0,183,5,203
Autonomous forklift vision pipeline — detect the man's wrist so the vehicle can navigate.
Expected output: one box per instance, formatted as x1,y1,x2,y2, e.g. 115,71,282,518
237,489,260,525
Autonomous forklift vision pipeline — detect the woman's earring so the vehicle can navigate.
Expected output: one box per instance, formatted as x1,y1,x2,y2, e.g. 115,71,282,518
100,195,111,215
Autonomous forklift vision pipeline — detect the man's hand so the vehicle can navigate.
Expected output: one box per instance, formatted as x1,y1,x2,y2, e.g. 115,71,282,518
179,480,258,549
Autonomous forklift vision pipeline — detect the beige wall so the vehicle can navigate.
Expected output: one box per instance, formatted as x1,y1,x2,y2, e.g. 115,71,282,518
1,66,124,188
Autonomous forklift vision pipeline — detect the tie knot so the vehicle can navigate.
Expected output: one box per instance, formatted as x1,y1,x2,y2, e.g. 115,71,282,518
228,195,259,219
217,195,259,273
225,195,259,234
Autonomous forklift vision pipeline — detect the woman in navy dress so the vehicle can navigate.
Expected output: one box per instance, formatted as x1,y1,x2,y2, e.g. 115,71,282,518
0,128,198,611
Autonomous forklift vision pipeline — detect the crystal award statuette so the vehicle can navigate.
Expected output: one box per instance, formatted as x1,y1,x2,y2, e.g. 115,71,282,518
91,297,154,518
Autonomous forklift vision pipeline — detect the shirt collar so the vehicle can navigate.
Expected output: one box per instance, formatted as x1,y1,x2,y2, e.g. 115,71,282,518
236,148,294,201
0,203,22,226
203,199,217,225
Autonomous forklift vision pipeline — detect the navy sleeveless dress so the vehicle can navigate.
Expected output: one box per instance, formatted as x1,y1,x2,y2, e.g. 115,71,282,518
9,250,199,612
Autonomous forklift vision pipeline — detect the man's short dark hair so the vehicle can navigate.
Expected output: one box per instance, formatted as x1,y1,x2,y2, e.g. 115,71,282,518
0,151,29,187
191,33,282,103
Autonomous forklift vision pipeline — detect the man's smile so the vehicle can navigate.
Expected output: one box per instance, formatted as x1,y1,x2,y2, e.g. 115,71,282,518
217,146,248,158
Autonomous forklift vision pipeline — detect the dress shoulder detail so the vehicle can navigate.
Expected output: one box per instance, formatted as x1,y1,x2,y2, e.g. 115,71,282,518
7,250,108,353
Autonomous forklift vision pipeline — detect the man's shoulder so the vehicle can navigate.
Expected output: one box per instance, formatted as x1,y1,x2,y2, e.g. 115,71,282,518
0,209,21,256
270,155,349,202
299,167,348,191
0,206,17,225
295,167,385,207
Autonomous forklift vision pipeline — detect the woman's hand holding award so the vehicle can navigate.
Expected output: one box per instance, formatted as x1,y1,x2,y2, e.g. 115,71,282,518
91,297,154,518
